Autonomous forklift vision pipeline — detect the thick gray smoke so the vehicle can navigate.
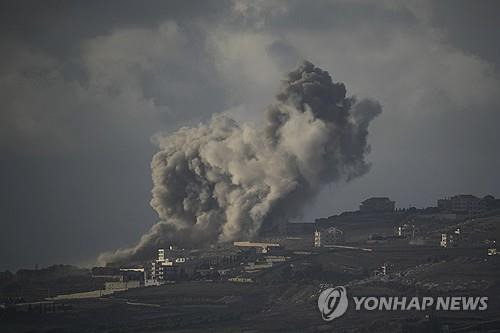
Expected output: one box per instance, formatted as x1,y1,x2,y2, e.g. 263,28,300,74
99,61,381,264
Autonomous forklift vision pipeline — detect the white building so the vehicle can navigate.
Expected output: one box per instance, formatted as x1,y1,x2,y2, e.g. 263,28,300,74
158,248,165,262
441,233,455,248
314,227,344,247
148,248,174,284
146,248,188,284
314,230,321,247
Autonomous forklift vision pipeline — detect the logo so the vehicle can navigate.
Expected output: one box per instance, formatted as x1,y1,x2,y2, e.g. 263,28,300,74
317,286,348,321
317,286,488,322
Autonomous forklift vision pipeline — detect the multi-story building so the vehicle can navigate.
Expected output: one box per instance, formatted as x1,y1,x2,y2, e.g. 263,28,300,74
359,197,395,213
451,195,485,213
151,259,173,282
314,230,321,247
437,195,485,214
437,198,452,211
147,248,187,284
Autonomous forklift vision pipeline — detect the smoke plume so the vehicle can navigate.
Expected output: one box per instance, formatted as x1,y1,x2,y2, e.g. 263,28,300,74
99,61,381,264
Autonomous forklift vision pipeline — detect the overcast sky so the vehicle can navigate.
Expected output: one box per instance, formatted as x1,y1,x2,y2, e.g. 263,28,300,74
1,0,499,270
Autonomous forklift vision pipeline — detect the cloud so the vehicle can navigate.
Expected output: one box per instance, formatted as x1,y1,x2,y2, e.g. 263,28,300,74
213,0,500,214
266,39,302,71
99,61,381,264
1,0,500,270
0,20,230,155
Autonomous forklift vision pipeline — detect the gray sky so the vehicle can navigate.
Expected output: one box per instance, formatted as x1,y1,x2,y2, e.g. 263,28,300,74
1,0,499,270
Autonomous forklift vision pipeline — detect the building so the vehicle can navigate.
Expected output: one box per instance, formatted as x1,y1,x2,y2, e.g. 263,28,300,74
314,230,321,247
228,277,254,283
440,228,462,248
158,248,165,262
233,241,280,253
482,195,500,210
314,227,345,247
91,267,143,283
147,248,180,284
437,195,485,214
437,198,452,212
451,195,485,213
151,260,173,282
441,233,453,248
359,197,395,213
104,280,140,291
397,224,415,238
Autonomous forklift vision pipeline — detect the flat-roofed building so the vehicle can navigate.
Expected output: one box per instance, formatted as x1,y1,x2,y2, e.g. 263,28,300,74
233,241,280,253
360,197,395,213
437,195,485,214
